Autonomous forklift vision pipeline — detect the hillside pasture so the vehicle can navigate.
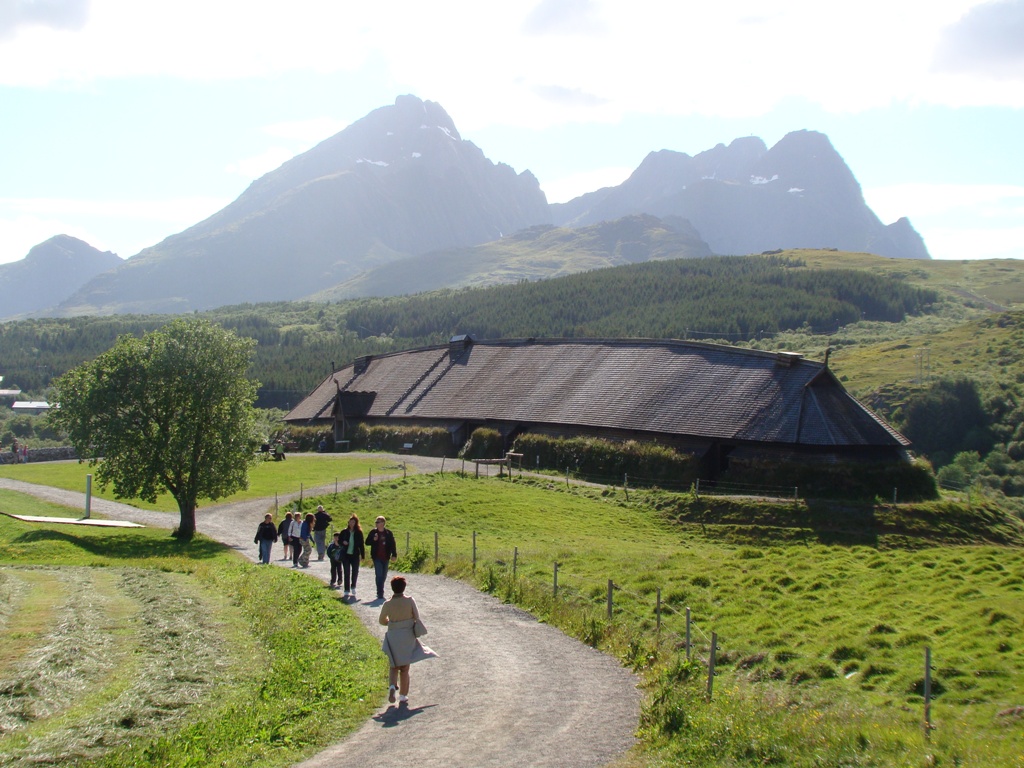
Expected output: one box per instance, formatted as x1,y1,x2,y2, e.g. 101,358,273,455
329,473,1024,766
2,461,1023,765
0,491,382,768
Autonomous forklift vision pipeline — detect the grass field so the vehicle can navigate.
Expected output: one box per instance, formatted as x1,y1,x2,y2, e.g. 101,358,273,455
0,489,384,768
3,463,1023,766
0,454,402,513
328,473,1024,767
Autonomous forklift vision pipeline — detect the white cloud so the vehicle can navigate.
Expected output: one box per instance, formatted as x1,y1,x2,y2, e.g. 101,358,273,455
933,0,1024,79
865,182,1024,220
263,117,349,143
541,165,634,204
2,0,1020,122
864,182,1024,260
0,196,231,264
225,148,298,180
926,224,1024,259
0,0,90,40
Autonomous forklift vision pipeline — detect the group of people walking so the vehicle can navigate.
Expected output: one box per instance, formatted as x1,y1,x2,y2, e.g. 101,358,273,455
254,507,399,599
253,505,435,705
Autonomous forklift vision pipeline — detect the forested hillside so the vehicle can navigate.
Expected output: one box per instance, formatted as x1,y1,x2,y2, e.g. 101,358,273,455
6,250,1024,497
0,255,934,405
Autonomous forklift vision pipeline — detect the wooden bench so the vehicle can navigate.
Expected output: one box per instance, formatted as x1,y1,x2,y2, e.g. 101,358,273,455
398,443,414,454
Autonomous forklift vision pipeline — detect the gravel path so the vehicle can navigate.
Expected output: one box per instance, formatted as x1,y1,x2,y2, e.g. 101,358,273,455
0,460,641,768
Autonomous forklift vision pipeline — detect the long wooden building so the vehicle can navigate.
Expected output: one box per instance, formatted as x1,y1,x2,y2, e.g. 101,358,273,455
284,335,910,473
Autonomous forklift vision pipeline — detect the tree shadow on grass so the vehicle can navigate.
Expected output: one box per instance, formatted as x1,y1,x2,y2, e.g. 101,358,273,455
12,528,227,561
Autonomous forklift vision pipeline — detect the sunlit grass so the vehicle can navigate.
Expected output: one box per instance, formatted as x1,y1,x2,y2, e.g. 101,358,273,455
0,454,402,513
0,501,382,767
324,473,1024,767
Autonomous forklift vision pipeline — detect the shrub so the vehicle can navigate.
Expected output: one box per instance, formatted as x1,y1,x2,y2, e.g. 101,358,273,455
461,427,504,459
511,433,697,486
720,455,939,501
346,424,453,456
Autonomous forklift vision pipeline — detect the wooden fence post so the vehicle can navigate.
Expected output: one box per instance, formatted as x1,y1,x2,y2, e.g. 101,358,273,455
473,531,477,571
434,531,439,562
686,607,692,660
369,469,372,487
513,547,518,579
406,531,410,555
656,588,662,634
553,562,559,597
300,483,303,504
706,632,717,701
607,579,614,619
924,646,932,740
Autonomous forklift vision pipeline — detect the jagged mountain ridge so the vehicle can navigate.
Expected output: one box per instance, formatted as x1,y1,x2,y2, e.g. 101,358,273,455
551,131,930,260
0,235,122,320
55,96,551,315
306,213,713,301
34,98,931,317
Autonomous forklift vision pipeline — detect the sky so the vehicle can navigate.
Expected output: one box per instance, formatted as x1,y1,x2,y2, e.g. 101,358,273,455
0,0,1023,266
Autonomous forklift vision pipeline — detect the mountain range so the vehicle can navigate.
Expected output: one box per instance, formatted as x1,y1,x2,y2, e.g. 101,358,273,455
1,95,930,319
0,236,122,318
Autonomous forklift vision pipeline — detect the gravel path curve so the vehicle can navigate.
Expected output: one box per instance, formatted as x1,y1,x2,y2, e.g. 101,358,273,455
0,460,641,768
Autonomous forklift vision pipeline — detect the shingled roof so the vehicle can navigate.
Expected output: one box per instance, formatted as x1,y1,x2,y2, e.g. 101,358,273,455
285,337,908,449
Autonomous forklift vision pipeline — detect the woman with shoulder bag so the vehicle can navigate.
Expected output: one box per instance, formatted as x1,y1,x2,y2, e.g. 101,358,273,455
378,576,436,704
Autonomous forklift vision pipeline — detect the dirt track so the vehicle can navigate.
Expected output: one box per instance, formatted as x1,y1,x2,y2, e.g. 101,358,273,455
0,460,641,768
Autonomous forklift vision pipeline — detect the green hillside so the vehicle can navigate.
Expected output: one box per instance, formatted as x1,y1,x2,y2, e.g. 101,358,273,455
306,214,713,300
3,249,1024,491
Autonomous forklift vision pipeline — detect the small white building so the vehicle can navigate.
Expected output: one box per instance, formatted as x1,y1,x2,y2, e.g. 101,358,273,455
11,401,52,414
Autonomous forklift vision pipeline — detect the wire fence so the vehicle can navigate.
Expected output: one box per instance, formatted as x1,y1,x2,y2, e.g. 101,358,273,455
391,530,994,731
437,457,802,502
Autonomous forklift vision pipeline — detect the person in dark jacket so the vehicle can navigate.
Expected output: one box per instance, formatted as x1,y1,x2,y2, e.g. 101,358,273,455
365,515,397,600
254,514,278,565
277,512,292,561
338,514,366,598
313,504,333,561
326,533,344,589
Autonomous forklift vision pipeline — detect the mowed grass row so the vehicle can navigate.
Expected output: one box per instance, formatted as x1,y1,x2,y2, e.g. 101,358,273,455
0,492,384,768
0,454,400,513
328,473,1024,767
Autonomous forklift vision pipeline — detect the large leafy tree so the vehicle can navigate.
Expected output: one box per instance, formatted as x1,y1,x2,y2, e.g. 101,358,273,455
50,319,260,540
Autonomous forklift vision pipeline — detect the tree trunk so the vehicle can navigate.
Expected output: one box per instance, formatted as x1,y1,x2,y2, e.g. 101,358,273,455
175,499,197,540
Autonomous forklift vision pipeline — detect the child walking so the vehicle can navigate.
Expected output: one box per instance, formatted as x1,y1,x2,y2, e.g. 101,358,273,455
326,532,344,589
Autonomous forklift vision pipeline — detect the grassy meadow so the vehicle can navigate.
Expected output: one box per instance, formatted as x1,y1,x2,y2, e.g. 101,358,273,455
329,472,1024,767
0,454,401,513
0,489,384,768
2,460,1023,766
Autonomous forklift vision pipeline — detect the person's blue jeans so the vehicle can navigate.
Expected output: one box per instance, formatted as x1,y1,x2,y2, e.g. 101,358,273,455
259,539,273,564
374,558,389,598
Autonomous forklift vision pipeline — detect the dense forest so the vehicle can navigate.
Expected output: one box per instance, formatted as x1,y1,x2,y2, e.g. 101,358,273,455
18,251,1024,497
0,255,936,409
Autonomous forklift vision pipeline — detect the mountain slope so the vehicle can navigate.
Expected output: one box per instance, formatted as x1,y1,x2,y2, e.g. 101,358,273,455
307,214,712,300
0,235,122,320
552,131,930,260
56,96,550,315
